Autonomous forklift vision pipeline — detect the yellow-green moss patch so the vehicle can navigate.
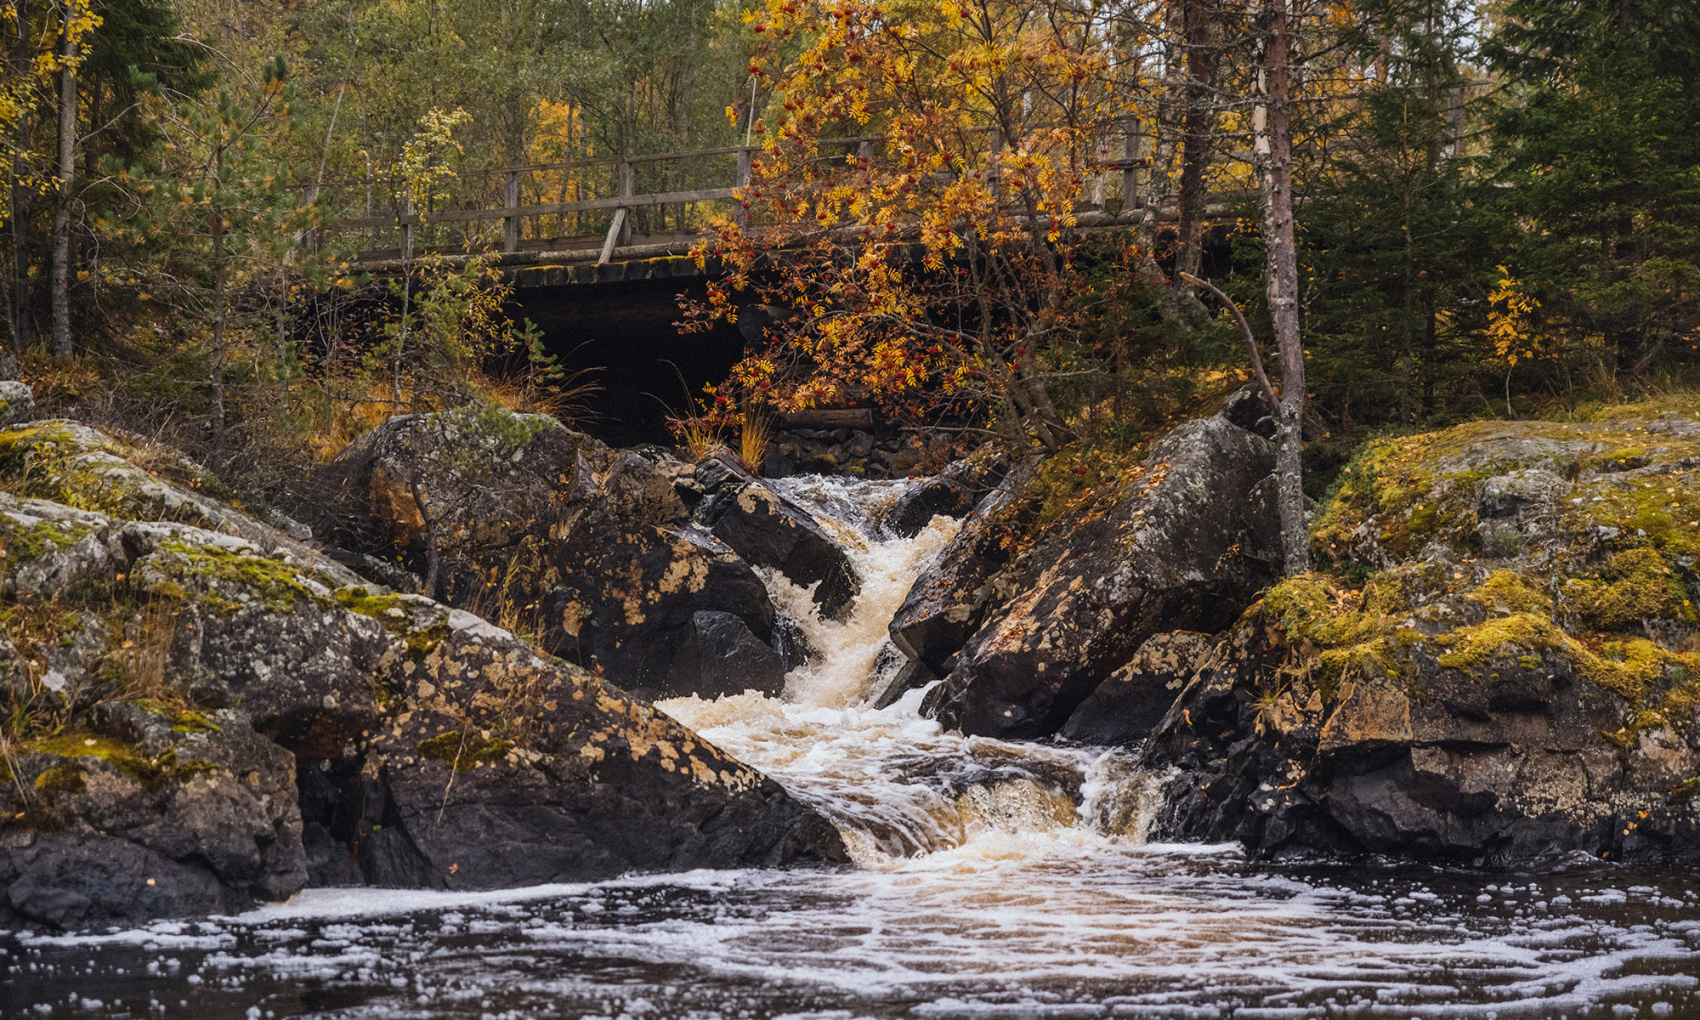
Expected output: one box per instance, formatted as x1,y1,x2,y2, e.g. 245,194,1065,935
1468,570,1552,616
417,730,513,771
1566,548,1696,630
155,542,319,615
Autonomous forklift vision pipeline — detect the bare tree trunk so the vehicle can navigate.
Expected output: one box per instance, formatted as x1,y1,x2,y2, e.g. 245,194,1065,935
1255,0,1309,576
1134,37,1182,289
210,150,227,435
1168,0,1216,323
49,4,76,361
8,0,32,365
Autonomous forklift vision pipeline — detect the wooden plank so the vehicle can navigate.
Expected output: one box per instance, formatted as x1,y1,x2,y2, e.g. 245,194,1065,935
598,208,629,265
334,188,739,230
778,409,876,430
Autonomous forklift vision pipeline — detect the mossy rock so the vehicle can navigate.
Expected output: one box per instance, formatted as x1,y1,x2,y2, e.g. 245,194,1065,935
417,729,515,771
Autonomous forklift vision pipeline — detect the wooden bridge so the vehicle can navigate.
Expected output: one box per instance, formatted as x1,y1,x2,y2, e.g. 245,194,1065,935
313,134,1216,290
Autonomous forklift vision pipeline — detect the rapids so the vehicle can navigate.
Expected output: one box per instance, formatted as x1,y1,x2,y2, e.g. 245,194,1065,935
6,475,1700,1018
658,474,1166,866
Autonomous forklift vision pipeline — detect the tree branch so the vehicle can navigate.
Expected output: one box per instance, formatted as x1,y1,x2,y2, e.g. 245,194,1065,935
1178,270,1279,412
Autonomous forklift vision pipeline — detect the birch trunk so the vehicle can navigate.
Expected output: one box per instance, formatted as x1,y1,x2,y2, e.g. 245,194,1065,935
1255,0,1310,575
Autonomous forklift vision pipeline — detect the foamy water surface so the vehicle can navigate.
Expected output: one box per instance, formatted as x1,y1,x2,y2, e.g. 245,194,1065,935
6,477,1700,1018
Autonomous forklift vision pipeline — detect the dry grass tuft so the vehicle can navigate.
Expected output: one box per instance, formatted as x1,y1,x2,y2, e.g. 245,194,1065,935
738,402,773,474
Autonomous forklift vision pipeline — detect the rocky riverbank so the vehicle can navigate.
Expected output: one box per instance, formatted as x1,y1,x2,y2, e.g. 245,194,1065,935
6,385,1700,931
889,394,1700,864
0,406,847,930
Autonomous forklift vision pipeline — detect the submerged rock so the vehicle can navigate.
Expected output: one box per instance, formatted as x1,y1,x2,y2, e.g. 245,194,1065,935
1146,408,1700,863
927,412,1281,739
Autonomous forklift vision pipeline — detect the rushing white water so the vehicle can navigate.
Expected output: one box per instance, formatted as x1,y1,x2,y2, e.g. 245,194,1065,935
660,475,1167,868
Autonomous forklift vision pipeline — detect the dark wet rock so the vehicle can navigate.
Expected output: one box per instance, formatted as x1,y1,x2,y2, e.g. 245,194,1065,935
928,414,1281,739
888,459,1038,674
688,611,789,698
1221,386,1277,440
885,446,1009,538
1059,631,1213,746
1146,409,1700,863
693,452,860,618
350,609,847,889
771,615,815,672
870,652,939,710
0,710,306,929
616,610,790,702
296,755,369,887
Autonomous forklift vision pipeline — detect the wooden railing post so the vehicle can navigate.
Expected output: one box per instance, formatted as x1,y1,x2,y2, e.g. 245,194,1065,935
599,158,634,264
733,146,752,228
619,159,634,245
400,192,415,266
502,169,521,254
1123,117,1141,211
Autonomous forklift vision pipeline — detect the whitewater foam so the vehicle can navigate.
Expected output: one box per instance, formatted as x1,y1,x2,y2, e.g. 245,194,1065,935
660,474,1178,868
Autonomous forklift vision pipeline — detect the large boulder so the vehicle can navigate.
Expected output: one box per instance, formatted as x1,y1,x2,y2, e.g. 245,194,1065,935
336,604,845,888
0,420,364,585
308,404,609,602
926,413,1281,739
0,425,850,927
314,410,791,699
1146,408,1700,863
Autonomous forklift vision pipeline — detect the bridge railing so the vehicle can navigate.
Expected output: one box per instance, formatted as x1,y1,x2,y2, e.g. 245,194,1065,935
319,128,1166,267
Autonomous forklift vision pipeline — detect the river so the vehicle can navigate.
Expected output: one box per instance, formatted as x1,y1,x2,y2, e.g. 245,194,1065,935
4,477,1700,1019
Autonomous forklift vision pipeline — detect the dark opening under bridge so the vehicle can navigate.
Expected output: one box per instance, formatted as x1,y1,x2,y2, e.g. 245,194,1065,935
311,135,1236,444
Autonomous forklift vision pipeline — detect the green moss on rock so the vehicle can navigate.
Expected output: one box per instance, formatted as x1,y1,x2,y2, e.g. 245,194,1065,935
33,762,86,795
155,541,319,615
417,730,514,771
1568,548,1695,630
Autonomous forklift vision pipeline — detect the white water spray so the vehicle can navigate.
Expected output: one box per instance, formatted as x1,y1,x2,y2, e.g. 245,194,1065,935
659,475,1171,868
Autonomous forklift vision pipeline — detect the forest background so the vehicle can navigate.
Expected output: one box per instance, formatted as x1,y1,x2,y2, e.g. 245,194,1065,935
0,0,1696,526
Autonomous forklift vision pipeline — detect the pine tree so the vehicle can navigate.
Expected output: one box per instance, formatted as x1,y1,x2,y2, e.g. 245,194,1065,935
1486,0,1700,374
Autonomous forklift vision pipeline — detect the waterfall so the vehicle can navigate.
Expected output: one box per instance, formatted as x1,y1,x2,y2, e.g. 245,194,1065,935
658,475,1172,868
